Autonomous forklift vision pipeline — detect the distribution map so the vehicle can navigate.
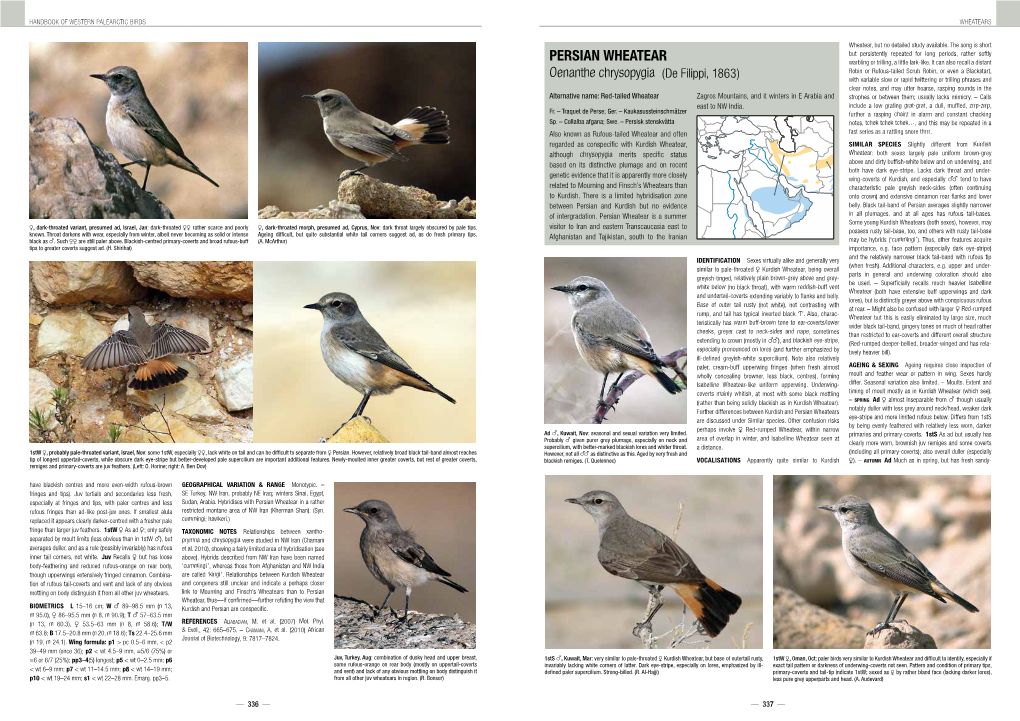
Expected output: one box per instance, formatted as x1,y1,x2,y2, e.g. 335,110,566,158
696,115,834,240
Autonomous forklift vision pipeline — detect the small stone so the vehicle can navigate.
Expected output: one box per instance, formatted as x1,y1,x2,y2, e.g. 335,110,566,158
214,353,253,411
325,417,388,443
864,620,937,650
29,314,44,326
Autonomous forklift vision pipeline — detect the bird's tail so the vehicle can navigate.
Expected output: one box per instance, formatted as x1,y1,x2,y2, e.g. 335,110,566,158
935,582,979,613
670,578,742,638
171,154,219,187
395,106,450,146
436,577,469,593
635,357,679,395
129,359,188,391
400,373,457,404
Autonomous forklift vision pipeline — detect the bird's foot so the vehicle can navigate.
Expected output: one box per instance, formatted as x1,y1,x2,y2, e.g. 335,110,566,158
867,621,893,636
632,619,654,639
337,170,365,183
360,415,372,426
317,437,329,444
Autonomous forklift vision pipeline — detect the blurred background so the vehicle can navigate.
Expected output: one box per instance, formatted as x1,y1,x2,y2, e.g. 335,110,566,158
29,42,248,219
773,475,991,649
254,261,475,442
335,482,475,622
546,475,763,649
258,42,476,210
545,258,687,424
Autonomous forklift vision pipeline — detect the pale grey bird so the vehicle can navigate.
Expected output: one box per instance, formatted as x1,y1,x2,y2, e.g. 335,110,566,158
304,292,455,438
302,90,449,183
551,276,678,410
820,495,979,635
90,66,219,191
344,499,468,622
81,306,210,390
566,491,741,637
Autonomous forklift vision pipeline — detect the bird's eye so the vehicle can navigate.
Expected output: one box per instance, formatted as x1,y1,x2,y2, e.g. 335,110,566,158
594,498,603,505
324,95,334,102
369,508,378,514
839,507,848,514
113,74,123,80
331,300,342,308
577,284,589,291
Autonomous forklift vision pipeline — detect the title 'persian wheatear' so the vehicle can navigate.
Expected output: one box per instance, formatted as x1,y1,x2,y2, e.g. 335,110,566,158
304,292,455,438
552,276,679,410
303,90,449,183
820,495,979,635
344,500,468,622
91,66,219,191
567,491,741,638
81,306,210,390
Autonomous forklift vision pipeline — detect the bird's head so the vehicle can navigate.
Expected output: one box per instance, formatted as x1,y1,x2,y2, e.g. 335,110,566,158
551,276,612,309
566,490,625,526
344,499,396,528
90,66,142,97
819,494,877,531
304,292,362,325
302,89,353,116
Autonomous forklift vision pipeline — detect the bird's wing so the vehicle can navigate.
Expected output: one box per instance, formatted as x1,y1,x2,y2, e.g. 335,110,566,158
324,128,409,162
598,523,703,584
81,330,149,370
388,532,451,577
369,115,417,142
147,323,210,359
124,102,187,158
848,531,943,598
329,323,432,386
574,306,662,365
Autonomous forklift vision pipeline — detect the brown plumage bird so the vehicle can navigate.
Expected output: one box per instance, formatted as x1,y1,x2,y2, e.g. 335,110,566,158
567,490,741,638
81,306,210,390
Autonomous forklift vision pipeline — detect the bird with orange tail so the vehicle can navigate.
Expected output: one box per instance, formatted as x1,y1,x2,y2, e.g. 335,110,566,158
567,490,741,639
81,306,209,390
302,90,450,184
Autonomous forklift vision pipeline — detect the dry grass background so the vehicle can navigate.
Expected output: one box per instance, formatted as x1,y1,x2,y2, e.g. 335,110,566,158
546,475,763,649
29,42,248,219
544,258,687,424
254,261,475,443
334,482,475,622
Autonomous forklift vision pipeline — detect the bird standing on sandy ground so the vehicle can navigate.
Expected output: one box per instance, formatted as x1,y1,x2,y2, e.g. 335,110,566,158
91,66,219,191
552,276,679,413
81,306,210,390
304,292,455,439
820,495,979,635
567,490,741,638
344,499,468,622
303,90,449,183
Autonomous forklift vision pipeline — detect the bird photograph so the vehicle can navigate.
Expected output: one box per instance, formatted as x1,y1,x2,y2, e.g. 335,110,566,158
334,482,475,650
545,258,687,424
546,475,762,649
773,475,991,649
254,261,475,443
29,261,254,444
257,42,475,219
28,42,247,219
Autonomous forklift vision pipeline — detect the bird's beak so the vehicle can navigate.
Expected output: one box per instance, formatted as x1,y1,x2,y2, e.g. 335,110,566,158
551,286,570,293
90,73,106,80
818,505,834,512
565,498,581,504
303,303,320,310
302,94,316,99
343,507,361,515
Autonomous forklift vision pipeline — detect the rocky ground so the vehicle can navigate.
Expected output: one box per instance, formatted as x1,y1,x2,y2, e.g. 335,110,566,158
29,261,253,443
773,475,991,649
259,175,476,220
333,595,475,650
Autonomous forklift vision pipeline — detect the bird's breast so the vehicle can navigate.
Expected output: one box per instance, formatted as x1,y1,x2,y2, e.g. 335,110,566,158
105,98,167,165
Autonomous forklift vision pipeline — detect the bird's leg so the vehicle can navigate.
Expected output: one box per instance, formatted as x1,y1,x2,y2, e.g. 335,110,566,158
373,588,394,619
605,372,626,410
596,373,610,410
633,585,664,638
399,588,412,624
337,163,371,183
869,593,903,635
142,162,151,191
889,593,908,624
120,160,142,169
330,393,372,437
